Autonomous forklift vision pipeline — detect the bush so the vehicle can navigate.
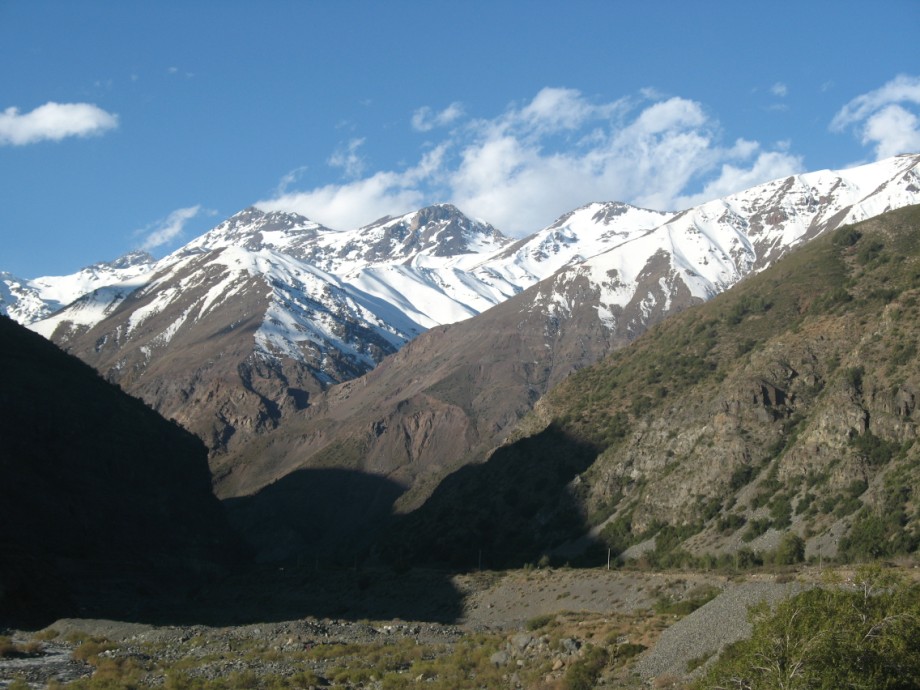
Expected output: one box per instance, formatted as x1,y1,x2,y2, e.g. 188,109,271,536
857,239,885,264
843,365,865,392
525,614,554,631
741,518,772,543
769,495,793,529
613,642,647,663
72,639,117,663
695,566,920,690
718,513,746,534
564,645,609,690
772,532,805,565
654,585,721,616
729,464,757,490
832,227,862,247
850,429,901,466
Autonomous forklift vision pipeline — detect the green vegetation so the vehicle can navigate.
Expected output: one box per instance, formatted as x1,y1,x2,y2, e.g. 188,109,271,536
850,429,906,467
525,613,555,630
840,466,919,561
724,293,772,325
772,532,805,565
528,206,920,570
654,584,721,616
563,644,608,690
696,566,920,690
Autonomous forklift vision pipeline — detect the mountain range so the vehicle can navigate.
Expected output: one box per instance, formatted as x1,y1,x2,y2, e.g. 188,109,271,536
4,153,920,563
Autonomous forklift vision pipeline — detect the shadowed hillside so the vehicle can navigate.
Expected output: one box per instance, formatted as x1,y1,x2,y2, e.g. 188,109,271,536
377,424,600,570
0,316,468,626
0,316,243,626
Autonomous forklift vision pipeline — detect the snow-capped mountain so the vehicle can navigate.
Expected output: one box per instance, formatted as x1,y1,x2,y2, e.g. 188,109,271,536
26,205,528,452
210,154,920,516
1,250,155,324
529,153,920,336
28,200,673,367
16,154,920,465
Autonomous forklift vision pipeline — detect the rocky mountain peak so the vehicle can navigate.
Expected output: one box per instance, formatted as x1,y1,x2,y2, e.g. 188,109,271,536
180,207,328,256
346,203,510,262
104,250,157,270
590,201,663,223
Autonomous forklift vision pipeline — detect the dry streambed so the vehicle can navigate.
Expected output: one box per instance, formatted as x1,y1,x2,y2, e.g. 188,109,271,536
0,568,816,689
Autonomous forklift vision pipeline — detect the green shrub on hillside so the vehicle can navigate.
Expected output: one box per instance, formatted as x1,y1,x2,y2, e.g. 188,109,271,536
695,566,920,690
772,532,805,565
564,645,609,690
832,227,862,247
850,429,903,467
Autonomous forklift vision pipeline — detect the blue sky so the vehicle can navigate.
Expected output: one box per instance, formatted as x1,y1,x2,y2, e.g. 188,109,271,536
2,0,919,277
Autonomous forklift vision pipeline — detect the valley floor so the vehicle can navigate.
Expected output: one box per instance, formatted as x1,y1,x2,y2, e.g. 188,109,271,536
2,562,917,689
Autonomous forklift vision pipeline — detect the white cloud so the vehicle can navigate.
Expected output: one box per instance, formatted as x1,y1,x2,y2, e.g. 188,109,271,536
517,87,609,133
258,145,448,230
274,166,310,196
771,82,788,97
830,74,920,159
258,88,804,235
0,102,118,146
137,206,204,251
831,75,920,129
411,102,464,132
861,105,920,159
674,149,803,209
328,138,367,178
258,173,425,230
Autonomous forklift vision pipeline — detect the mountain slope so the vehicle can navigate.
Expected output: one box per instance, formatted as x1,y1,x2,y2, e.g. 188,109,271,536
27,201,674,456
383,204,920,568
28,205,526,452
17,156,920,564
0,250,156,324
0,316,242,625
214,157,920,524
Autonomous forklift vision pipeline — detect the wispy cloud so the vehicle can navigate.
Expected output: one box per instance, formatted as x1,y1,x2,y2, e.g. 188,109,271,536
274,166,310,196
328,138,368,178
411,102,465,132
258,87,803,235
167,66,194,78
771,82,788,98
831,74,920,159
136,206,205,251
0,102,118,146
259,146,446,230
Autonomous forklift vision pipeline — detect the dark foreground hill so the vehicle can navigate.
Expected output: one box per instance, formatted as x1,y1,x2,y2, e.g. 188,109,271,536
380,204,920,568
0,316,243,626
